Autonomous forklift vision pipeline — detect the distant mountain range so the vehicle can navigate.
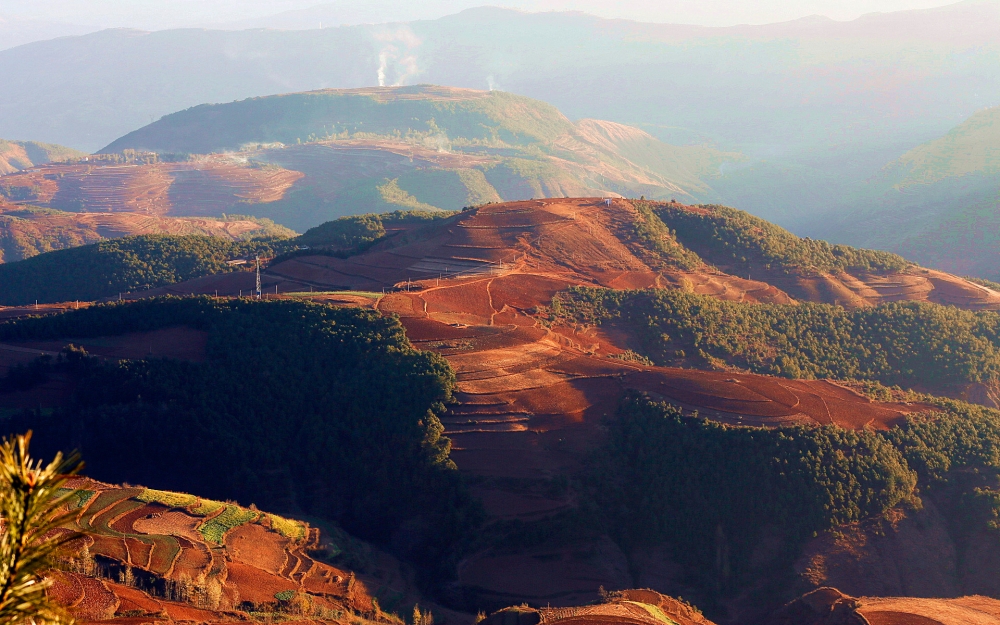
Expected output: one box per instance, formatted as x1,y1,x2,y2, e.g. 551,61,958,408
822,105,1000,279
2,2,997,158
3,2,1000,279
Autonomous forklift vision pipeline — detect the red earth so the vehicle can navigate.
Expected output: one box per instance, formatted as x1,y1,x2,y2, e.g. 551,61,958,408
48,478,385,624
22,198,988,613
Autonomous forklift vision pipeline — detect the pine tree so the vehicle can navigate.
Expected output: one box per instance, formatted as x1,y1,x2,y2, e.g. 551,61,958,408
0,431,82,625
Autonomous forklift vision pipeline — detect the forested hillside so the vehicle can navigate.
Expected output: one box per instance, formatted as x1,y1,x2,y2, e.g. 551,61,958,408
0,234,292,305
654,202,909,275
552,287,1000,391
589,392,1000,609
0,297,480,585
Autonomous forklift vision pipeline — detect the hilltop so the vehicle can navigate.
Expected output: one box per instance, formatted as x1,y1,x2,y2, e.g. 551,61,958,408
0,87,735,233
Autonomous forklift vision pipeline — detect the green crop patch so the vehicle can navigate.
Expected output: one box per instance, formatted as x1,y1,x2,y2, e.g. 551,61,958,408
267,514,307,541
136,489,198,509
190,499,226,517
199,505,259,544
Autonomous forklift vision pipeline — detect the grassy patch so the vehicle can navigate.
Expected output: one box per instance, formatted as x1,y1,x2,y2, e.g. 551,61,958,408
199,505,260,544
190,499,226,517
56,488,94,510
267,514,308,541
628,602,680,625
136,489,198,509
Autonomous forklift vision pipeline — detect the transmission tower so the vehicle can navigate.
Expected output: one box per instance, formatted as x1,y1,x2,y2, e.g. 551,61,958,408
255,255,262,300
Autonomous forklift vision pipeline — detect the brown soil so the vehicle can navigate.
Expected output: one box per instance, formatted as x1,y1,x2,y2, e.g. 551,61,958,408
0,157,301,216
0,205,286,263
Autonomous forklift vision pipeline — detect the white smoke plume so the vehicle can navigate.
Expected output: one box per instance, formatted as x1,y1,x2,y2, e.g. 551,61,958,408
373,27,422,87
378,52,388,86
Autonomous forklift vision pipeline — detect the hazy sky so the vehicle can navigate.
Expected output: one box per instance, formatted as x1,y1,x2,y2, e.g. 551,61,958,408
0,0,967,29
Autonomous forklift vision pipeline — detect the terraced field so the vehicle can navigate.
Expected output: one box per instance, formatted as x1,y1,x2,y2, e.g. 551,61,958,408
0,158,302,216
49,478,378,623
483,589,716,625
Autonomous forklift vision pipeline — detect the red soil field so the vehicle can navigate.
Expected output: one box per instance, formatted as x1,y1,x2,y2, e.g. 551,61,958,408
47,479,378,624
0,158,301,217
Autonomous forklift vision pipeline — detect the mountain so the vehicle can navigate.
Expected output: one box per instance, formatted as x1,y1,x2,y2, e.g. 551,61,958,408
825,105,1000,280
4,3,999,253
0,138,84,174
0,86,736,232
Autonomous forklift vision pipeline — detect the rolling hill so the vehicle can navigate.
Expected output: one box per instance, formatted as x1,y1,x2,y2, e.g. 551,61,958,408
0,86,737,232
98,198,1000,614
8,198,1000,620
0,138,84,174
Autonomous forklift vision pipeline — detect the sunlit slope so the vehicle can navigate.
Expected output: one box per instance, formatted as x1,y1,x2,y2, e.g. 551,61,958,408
894,105,1000,184
0,138,84,174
